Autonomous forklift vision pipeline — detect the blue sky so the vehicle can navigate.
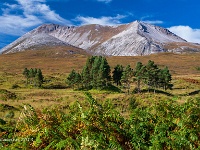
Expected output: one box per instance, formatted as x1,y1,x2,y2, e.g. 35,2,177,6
0,0,200,49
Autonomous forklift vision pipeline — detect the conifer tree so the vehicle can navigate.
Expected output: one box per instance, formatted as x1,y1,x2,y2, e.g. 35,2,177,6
81,56,96,89
86,56,96,70
35,69,44,87
29,68,35,85
66,69,77,89
81,65,91,89
121,65,133,94
23,68,44,87
23,68,29,85
91,56,102,88
133,62,146,93
158,66,173,90
98,57,111,87
144,60,160,92
112,64,123,86
74,72,82,89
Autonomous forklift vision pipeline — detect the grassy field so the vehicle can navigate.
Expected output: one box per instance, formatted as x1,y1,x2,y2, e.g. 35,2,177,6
0,50,200,149
0,50,200,117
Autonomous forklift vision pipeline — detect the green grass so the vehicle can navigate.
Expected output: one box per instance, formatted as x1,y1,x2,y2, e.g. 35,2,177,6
0,70,199,119
0,50,199,121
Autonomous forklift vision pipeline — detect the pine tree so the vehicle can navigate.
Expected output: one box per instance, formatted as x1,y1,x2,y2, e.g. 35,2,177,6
158,67,173,90
23,68,29,85
74,72,82,89
133,62,146,93
90,56,102,88
121,65,133,94
112,65,123,86
66,69,77,89
81,56,97,89
35,69,44,87
99,57,111,87
86,56,96,70
144,60,160,93
81,65,91,89
29,68,35,85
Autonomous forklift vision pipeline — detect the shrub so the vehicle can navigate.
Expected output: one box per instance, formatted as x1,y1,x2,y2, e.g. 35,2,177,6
0,89,17,100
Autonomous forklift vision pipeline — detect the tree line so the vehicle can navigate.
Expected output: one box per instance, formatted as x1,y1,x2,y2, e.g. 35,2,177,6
66,56,173,93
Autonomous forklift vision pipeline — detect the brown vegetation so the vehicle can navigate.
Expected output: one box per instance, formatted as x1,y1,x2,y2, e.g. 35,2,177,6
1,49,200,76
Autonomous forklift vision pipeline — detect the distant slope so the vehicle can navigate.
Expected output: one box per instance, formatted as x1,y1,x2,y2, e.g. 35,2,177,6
0,50,200,76
1,21,200,56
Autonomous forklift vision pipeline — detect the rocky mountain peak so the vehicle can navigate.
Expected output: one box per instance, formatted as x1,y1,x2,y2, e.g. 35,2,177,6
1,21,200,56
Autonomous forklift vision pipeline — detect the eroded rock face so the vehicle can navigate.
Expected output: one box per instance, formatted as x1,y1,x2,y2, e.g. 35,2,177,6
2,20,199,56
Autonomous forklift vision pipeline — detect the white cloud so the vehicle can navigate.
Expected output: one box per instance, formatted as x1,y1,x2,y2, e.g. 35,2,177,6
96,0,112,3
168,26,200,43
75,14,126,26
143,20,164,25
0,0,71,36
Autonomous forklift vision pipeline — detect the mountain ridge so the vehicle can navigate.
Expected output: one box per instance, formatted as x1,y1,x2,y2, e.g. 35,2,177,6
1,21,200,56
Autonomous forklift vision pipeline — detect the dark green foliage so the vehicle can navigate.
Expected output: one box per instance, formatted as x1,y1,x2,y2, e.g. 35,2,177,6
7,93,132,149
144,60,161,92
11,84,20,89
0,89,17,100
0,118,6,125
91,56,102,88
2,94,200,149
112,64,123,86
81,65,91,89
66,69,82,89
22,68,44,87
68,56,111,90
121,65,133,94
133,62,146,93
35,69,44,87
67,58,173,93
195,66,200,71
96,57,111,89
158,66,173,90
23,68,29,85
133,60,173,93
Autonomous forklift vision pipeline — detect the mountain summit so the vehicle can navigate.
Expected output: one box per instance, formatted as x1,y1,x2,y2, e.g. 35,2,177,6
1,21,200,56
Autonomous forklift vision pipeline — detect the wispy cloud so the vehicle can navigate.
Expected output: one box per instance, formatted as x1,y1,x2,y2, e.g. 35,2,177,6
168,26,200,43
0,0,71,36
143,20,164,25
75,14,126,26
96,0,112,3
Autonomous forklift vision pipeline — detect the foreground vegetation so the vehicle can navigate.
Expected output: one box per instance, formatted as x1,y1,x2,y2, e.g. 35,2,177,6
0,93,199,149
0,51,200,149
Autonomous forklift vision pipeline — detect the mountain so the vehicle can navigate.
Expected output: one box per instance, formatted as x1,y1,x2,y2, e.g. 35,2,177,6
1,21,200,56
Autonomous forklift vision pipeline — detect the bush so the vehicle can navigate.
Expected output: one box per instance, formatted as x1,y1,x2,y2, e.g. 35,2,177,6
195,66,200,71
11,84,20,89
2,94,200,149
0,89,17,100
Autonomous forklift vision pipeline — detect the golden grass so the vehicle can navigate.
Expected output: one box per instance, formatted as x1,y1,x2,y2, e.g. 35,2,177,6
0,49,200,118
1,49,200,76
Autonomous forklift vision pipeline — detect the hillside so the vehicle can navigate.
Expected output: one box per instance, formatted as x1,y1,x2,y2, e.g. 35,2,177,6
0,48,200,150
0,49,200,76
2,21,200,56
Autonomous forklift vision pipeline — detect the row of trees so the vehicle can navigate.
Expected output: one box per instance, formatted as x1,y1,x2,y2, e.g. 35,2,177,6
23,68,44,87
133,60,173,93
67,56,111,90
67,56,173,93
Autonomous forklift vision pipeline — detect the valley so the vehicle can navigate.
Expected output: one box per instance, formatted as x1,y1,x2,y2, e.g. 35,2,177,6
0,0,199,147
0,43,200,149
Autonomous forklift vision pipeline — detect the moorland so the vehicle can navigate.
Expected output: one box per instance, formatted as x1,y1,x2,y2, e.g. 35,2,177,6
0,49,200,149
